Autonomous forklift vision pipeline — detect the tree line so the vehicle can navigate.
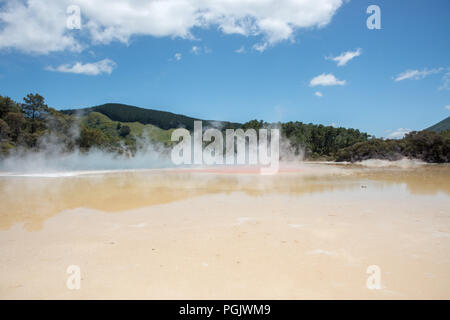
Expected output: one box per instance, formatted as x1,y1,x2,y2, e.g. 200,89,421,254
242,119,371,160
335,131,450,163
0,93,134,156
1,93,449,163
241,119,449,163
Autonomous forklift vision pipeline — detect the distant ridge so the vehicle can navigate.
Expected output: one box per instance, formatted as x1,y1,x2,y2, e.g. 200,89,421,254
425,116,450,133
62,103,241,131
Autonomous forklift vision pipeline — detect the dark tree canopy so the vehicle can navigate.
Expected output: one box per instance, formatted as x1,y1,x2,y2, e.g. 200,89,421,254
119,125,131,137
22,93,48,120
242,119,370,159
336,131,450,163
0,96,19,118
4,112,25,141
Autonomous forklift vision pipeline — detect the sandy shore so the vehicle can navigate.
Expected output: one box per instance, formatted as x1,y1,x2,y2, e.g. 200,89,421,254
0,163,449,299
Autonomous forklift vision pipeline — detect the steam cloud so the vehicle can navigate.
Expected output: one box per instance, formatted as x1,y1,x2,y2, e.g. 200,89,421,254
0,117,305,174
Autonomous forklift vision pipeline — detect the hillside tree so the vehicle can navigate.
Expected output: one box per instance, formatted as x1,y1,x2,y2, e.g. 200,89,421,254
22,93,49,133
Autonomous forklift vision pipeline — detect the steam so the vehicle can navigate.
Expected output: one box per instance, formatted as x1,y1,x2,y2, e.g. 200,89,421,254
0,118,173,173
0,115,306,174
0,147,172,173
355,158,427,169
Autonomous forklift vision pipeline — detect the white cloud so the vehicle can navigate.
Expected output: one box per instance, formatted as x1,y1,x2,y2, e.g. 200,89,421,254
174,53,182,61
387,128,411,139
190,45,211,55
235,46,246,54
253,42,269,53
394,68,444,82
445,105,450,110
0,0,82,54
191,46,201,55
0,0,344,54
310,73,346,87
314,91,323,97
326,48,362,67
440,72,450,91
45,59,116,75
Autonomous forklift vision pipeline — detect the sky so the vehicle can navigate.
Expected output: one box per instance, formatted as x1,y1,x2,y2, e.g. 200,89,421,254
0,0,449,138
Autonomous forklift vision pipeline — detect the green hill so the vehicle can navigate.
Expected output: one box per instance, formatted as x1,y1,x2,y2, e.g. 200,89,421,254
63,103,241,131
81,111,174,144
425,116,450,133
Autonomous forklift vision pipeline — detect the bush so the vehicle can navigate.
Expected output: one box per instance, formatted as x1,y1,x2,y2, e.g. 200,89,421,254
77,127,109,150
0,118,10,139
336,131,450,163
119,125,131,137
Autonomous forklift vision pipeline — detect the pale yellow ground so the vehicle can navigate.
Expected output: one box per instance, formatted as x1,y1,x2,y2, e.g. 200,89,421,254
0,163,449,299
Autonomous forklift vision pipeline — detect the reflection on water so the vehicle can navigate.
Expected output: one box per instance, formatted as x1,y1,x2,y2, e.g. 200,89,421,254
0,164,449,231
353,166,450,196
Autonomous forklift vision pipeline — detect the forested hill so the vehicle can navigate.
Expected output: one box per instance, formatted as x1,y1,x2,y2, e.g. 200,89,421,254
1,93,449,162
425,116,450,133
62,103,241,130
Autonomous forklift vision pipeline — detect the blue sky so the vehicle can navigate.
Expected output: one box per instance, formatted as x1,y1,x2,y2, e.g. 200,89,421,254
0,0,449,138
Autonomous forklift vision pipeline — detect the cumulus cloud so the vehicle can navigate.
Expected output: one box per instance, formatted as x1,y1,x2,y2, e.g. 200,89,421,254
310,73,346,87
191,46,201,55
174,53,182,61
394,68,444,81
314,91,323,97
45,58,116,75
0,0,82,54
387,128,411,139
190,45,211,55
235,46,246,54
440,72,450,91
0,0,344,54
326,48,362,66
253,42,269,53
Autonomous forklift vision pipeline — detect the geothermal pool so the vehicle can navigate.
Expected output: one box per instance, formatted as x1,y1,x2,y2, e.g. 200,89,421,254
0,162,449,299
